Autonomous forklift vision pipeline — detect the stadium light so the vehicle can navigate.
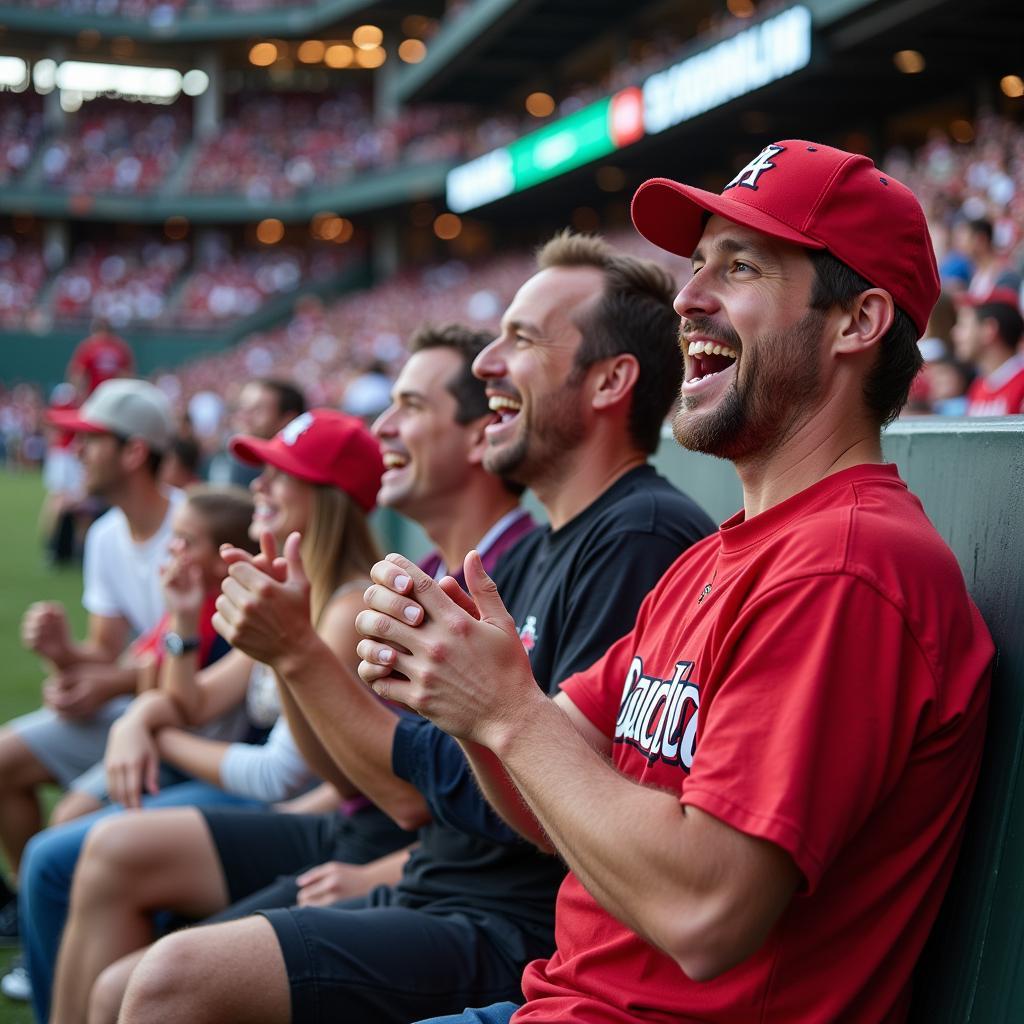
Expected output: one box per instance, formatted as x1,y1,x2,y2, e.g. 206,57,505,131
256,219,285,245
30,56,203,103
355,47,386,69
727,0,756,17
54,61,182,101
525,92,555,118
249,42,278,67
298,40,326,64
0,56,28,91
325,44,354,69
398,39,427,64
434,213,462,240
1001,75,1023,98
32,58,57,94
353,25,383,50
181,70,210,96
893,50,925,74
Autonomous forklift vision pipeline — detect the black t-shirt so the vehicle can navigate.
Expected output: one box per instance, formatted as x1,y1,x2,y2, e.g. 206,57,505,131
390,465,716,964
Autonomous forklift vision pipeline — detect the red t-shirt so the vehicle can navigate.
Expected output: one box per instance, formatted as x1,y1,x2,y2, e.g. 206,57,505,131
965,354,1024,416
68,333,135,396
516,464,992,1024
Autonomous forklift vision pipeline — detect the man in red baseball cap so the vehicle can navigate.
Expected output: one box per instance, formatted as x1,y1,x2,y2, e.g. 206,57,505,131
354,140,995,1024
951,287,1024,415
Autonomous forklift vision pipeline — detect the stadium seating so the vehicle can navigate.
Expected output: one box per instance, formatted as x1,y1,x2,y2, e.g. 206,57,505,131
39,100,189,196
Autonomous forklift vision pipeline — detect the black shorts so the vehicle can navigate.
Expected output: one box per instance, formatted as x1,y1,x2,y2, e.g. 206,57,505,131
199,804,414,921
260,888,528,1024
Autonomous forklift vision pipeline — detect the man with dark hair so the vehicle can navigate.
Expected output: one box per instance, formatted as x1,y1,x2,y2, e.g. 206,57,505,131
207,379,306,487
113,238,713,1024
952,287,1024,415
356,141,994,1024
961,217,1021,299
0,380,179,940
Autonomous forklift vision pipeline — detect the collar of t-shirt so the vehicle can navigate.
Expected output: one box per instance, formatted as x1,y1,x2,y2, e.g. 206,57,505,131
717,462,904,557
539,463,657,549
427,505,535,582
984,352,1024,390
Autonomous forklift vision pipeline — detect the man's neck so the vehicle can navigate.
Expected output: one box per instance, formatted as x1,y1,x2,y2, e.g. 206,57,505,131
114,478,171,543
532,440,647,532
735,401,883,519
423,485,522,575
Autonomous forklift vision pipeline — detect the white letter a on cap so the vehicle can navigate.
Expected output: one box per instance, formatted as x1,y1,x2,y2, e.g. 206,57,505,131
724,143,784,191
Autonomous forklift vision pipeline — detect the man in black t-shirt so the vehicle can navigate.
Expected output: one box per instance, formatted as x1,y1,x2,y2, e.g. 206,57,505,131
118,234,714,1024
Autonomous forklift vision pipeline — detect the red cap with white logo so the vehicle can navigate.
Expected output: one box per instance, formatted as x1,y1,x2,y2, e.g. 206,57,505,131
230,408,383,513
631,140,940,337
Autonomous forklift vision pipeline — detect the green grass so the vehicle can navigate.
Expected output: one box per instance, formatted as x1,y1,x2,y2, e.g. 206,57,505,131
0,469,87,1023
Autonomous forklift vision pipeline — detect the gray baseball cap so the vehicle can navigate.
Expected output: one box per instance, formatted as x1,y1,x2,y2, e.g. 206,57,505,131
47,379,174,453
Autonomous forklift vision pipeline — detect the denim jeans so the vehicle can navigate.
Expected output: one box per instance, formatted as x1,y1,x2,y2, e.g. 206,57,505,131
19,781,261,1023
413,1004,520,1024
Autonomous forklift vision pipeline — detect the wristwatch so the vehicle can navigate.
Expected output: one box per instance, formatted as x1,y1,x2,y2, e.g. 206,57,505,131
163,632,201,657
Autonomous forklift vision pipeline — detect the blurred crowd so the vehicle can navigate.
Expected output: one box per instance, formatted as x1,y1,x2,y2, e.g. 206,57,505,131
1,0,316,18
40,102,189,196
0,233,358,332
2,111,1023,476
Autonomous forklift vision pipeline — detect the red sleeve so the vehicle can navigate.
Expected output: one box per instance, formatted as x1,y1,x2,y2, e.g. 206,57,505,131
560,579,662,737
66,339,90,376
129,612,169,661
681,574,929,892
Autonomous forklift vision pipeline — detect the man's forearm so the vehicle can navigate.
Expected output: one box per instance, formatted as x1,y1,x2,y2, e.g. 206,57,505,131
489,696,725,967
93,663,140,700
457,738,553,851
276,640,430,831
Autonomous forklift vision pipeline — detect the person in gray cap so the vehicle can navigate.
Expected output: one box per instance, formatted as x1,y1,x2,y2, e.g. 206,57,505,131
0,379,181,942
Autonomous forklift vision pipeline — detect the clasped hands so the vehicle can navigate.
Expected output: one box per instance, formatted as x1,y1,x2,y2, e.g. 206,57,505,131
211,531,540,750
355,551,540,750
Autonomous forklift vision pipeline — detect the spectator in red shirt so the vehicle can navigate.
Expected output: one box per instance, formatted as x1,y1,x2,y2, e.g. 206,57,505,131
67,319,135,400
953,288,1024,415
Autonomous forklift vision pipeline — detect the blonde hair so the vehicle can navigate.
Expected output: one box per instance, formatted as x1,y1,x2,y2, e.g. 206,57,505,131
302,484,382,626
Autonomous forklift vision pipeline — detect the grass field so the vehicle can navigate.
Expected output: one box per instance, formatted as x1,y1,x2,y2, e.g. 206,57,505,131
0,469,87,1023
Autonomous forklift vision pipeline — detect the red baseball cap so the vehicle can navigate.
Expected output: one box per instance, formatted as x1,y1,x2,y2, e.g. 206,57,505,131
955,287,1021,314
230,409,383,513
631,140,940,336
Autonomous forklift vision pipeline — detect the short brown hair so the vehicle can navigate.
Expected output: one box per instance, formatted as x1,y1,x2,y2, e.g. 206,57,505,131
537,231,682,454
407,323,494,424
807,250,921,426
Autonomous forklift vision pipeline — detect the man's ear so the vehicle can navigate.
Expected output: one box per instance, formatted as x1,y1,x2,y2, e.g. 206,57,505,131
832,289,895,358
590,353,640,411
120,437,151,474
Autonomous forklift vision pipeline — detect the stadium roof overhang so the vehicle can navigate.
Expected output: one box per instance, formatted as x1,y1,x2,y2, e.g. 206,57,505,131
386,0,889,107
442,0,1023,220
0,0,438,44
386,0,654,107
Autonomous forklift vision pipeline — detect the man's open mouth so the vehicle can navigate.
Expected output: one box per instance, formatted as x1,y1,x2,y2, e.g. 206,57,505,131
382,451,409,470
488,394,522,425
686,340,738,383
